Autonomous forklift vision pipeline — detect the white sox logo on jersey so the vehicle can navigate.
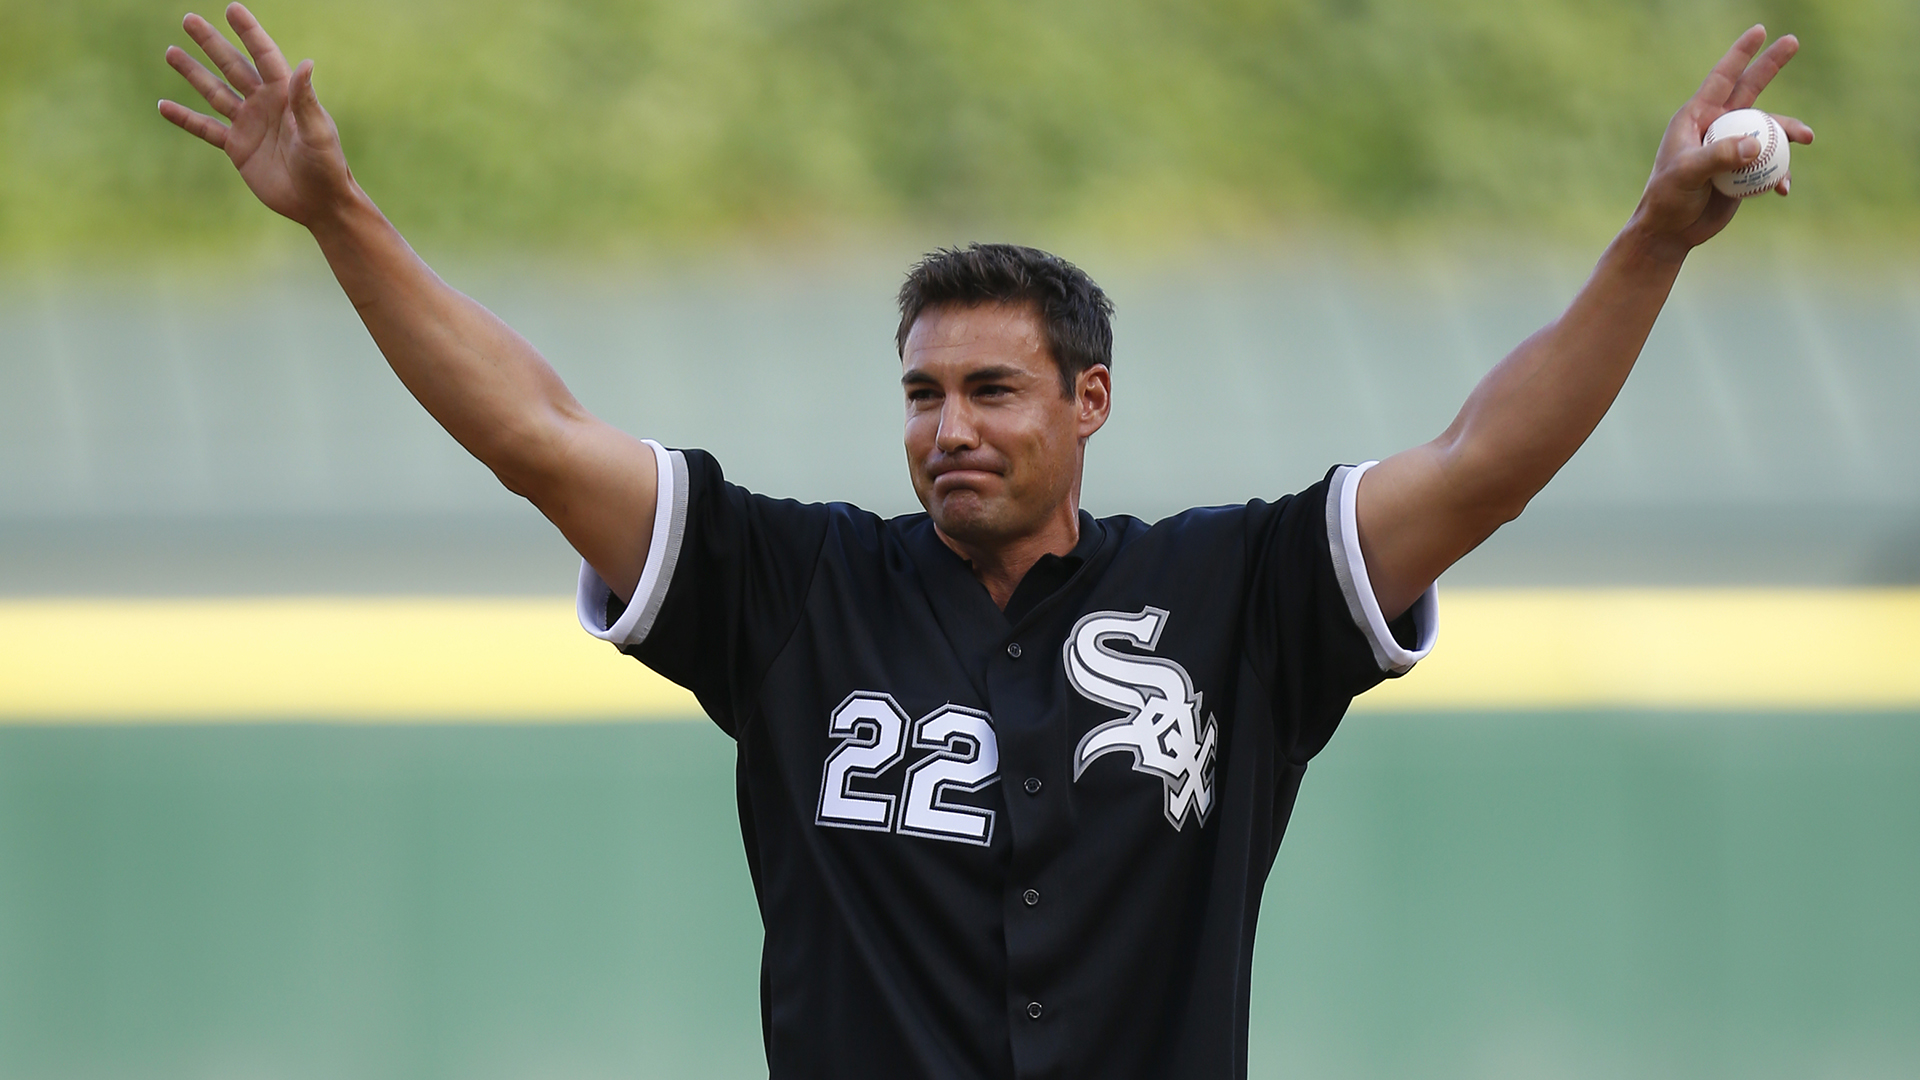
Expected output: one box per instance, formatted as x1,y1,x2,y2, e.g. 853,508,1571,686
1065,606,1218,830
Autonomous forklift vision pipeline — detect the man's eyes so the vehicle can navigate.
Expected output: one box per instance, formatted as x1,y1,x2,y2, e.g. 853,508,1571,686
906,385,1013,401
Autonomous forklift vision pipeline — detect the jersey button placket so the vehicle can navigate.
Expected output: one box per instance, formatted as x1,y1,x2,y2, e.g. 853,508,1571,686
1023,776,1042,795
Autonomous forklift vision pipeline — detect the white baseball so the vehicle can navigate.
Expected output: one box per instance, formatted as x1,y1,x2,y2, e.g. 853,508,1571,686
1703,108,1789,198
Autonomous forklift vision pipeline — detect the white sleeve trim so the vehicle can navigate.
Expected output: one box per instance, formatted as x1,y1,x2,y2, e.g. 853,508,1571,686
1325,461,1438,675
576,439,689,647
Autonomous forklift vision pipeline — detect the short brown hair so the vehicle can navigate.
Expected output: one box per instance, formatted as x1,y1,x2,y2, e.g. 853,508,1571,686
895,243,1114,396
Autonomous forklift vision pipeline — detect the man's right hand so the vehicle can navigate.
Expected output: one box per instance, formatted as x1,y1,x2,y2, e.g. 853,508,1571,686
157,3,662,604
161,3,353,228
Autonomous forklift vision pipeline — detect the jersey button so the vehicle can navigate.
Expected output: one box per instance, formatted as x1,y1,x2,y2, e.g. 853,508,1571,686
1023,888,1040,906
1023,777,1042,795
1026,1001,1044,1020
1006,642,1023,659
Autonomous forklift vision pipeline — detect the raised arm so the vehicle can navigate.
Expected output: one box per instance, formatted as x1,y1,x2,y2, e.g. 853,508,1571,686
1355,26,1814,618
160,3,657,600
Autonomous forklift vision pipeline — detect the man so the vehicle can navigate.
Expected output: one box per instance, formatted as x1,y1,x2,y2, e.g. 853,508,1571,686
161,6,1808,1077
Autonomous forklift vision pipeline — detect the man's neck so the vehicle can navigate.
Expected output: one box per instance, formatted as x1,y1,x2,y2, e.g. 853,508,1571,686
936,507,1081,610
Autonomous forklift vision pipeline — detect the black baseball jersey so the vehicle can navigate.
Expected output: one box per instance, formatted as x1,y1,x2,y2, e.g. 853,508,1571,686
578,441,1436,1080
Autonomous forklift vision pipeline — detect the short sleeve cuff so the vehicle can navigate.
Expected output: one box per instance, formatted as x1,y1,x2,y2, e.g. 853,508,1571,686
577,439,690,647
1325,461,1438,675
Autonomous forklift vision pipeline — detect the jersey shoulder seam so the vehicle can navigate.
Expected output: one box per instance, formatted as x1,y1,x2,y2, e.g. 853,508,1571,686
1233,492,1316,767
732,504,838,734
1238,500,1280,718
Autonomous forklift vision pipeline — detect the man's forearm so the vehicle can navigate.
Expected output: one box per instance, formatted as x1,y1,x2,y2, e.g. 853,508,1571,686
1435,221,1686,522
1354,224,1687,618
159,7,662,599
307,186,584,497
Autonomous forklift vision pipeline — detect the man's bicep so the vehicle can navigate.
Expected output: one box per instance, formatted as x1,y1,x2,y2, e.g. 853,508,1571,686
1242,475,1436,762
531,418,661,603
1352,441,1490,621
572,448,834,737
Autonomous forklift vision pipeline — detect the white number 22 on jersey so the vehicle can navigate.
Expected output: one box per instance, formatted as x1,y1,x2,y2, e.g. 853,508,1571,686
816,692,999,847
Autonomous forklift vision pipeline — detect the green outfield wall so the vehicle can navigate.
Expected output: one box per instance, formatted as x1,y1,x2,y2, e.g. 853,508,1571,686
3,714,1916,1080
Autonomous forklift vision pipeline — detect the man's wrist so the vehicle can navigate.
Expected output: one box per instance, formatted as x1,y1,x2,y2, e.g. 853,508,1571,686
305,183,379,246
1612,212,1691,274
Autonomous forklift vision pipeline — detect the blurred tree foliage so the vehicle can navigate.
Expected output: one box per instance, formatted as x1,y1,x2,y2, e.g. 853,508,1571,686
2,0,1914,261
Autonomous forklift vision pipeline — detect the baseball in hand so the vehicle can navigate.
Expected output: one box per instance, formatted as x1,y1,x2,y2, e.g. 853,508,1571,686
1703,109,1790,198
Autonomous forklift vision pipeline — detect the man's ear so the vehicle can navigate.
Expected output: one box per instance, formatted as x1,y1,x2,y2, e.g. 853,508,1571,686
1077,364,1111,438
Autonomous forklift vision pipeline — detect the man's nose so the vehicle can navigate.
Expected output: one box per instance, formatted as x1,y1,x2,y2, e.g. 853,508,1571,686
935,398,978,454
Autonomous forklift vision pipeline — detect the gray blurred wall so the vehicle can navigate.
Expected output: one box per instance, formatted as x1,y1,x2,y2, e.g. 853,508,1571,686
3,249,1917,594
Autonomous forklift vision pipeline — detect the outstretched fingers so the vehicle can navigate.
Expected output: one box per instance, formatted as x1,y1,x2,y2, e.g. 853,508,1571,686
289,59,326,130
1693,25,1767,109
158,99,230,148
1726,34,1799,110
225,3,292,83
1772,113,1815,145
165,45,242,119
183,11,260,94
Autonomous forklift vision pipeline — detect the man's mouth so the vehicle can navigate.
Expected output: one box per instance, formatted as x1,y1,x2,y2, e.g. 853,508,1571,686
929,470,1000,499
926,457,1004,486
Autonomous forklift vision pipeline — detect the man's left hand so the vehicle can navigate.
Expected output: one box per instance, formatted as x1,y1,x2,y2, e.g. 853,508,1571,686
1631,25,1814,264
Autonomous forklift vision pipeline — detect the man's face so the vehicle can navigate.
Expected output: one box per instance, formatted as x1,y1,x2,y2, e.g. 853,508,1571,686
902,302,1110,549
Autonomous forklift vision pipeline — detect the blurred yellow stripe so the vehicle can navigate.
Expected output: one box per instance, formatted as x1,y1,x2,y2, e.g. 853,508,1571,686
0,598,699,722
0,590,1916,723
1356,588,1920,712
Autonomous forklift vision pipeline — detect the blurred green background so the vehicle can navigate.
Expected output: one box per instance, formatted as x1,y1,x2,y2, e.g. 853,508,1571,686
4,0,1919,263
4,1,1920,1078
5,715,1919,1080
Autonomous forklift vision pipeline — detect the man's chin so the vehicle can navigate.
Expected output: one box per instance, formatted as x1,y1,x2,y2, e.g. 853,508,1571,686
927,493,1011,546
